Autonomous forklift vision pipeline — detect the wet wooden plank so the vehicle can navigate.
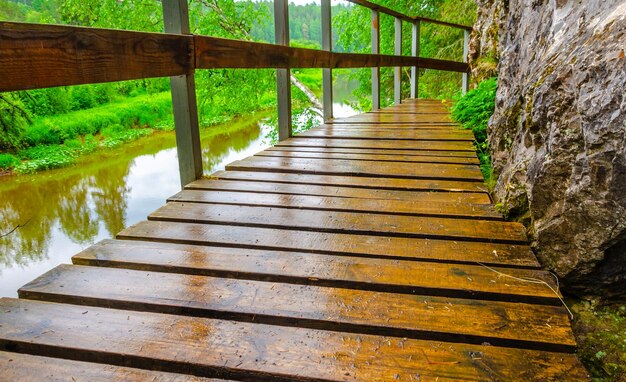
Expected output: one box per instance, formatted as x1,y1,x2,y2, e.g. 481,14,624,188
266,146,478,158
257,149,480,165
297,129,472,141
211,170,490,193
227,157,484,182
0,351,224,382
149,202,526,243
118,221,538,267
168,190,502,220
19,264,576,351
0,299,588,381
73,239,559,304
276,138,475,151
0,22,193,92
187,178,491,204
328,114,453,124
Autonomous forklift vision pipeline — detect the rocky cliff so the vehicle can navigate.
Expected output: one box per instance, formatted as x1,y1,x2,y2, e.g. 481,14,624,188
469,0,626,302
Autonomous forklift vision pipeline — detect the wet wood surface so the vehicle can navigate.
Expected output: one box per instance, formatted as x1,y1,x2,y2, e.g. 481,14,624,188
0,99,586,380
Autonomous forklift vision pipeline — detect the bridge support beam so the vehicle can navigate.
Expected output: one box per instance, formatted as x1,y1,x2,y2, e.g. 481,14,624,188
275,0,292,141
162,0,203,188
410,21,420,99
371,10,380,110
462,29,470,95
321,0,333,122
394,17,402,105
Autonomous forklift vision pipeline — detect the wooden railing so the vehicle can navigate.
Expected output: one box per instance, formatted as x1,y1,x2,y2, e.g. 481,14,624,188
0,0,471,186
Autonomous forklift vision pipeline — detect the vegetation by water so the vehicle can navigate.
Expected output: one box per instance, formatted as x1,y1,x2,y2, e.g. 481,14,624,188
451,77,497,185
0,0,477,172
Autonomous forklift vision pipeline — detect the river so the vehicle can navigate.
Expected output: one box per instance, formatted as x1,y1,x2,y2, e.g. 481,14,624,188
0,91,358,297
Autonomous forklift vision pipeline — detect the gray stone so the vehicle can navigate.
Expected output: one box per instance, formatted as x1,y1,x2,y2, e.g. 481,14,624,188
471,0,626,302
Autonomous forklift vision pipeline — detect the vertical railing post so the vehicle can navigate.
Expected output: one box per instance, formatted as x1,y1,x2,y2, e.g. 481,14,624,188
321,0,333,122
162,0,203,188
394,17,402,105
275,0,292,140
410,20,420,99
462,29,470,95
371,9,380,110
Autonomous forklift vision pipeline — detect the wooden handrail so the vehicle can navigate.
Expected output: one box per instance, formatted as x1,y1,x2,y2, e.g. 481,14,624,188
343,0,473,31
0,22,468,92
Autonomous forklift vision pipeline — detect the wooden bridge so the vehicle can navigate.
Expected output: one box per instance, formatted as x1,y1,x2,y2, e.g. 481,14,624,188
0,0,587,380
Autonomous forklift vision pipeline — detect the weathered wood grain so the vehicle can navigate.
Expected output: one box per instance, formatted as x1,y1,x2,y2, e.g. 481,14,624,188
210,170,489,192
187,178,491,203
0,299,587,381
0,22,193,91
73,239,559,303
167,190,502,220
275,138,475,151
256,149,479,165
0,351,225,382
226,156,484,181
19,264,576,351
118,221,538,267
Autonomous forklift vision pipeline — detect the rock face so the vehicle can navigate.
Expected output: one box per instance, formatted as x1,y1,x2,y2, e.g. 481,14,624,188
471,0,626,302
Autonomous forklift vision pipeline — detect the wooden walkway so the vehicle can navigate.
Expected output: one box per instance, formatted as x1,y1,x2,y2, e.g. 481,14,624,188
1,99,587,381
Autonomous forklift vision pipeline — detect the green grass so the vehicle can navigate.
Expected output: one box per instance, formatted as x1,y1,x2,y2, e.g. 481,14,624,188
23,92,172,146
0,153,20,170
451,77,498,186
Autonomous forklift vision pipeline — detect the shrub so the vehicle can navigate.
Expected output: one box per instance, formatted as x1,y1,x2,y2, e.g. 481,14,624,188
451,77,498,184
0,153,20,170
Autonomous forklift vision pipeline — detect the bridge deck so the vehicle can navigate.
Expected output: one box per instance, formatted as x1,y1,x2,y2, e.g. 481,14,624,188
0,99,586,381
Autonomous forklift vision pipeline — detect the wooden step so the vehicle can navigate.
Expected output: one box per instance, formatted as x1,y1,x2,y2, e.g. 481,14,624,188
227,156,484,181
19,264,576,351
256,150,480,165
297,129,473,141
167,190,502,220
266,145,478,157
328,114,453,124
276,138,475,151
73,240,558,304
0,351,226,381
118,221,538,267
187,178,491,204
210,170,490,193
0,299,588,381
148,203,526,243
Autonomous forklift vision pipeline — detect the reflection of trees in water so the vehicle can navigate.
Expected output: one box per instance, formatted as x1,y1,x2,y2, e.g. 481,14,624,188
201,121,261,172
0,119,264,269
0,158,133,269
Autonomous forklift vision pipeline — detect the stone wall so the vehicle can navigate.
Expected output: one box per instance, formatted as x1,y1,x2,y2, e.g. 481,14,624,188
470,0,626,302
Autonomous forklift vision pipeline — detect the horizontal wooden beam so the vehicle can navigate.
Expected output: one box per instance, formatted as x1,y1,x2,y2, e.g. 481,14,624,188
0,22,193,92
195,35,468,72
343,0,472,31
1,22,468,92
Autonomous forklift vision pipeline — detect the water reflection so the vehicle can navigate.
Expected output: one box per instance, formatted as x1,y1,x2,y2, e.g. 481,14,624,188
0,115,269,297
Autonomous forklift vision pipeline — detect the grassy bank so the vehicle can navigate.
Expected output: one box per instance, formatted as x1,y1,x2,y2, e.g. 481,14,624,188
0,93,173,174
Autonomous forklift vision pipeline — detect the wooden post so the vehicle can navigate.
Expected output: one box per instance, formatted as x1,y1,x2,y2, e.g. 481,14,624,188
162,0,203,188
394,17,402,105
462,29,470,95
410,20,420,99
371,9,380,110
321,0,333,122
275,0,292,141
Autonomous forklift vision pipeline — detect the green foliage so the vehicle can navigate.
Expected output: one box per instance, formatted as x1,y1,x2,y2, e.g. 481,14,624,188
0,153,20,170
332,0,476,109
0,94,29,149
23,93,171,146
572,302,626,381
451,77,497,183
